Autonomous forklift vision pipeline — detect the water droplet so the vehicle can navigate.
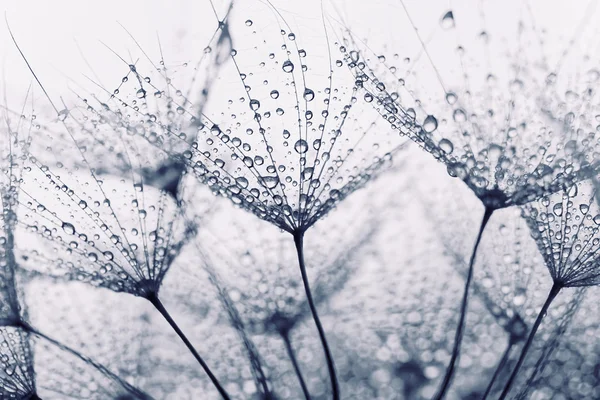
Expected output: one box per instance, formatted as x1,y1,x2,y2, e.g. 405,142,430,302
250,99,261,111
553,203,563,216
58,109,69,121
441,11,455,29
423,115,438,133
453,109,467,122
303,88,315,102
259,175,280,189
439,139,454,154
282,60,294,73
62,222,75,235
445,92,457,104
270,90,279,99
245,19,253,26
294,139,309,154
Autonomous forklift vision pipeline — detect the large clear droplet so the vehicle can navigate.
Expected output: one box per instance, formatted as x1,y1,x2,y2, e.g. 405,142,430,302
303,88,315,101
439,139,454,154
423,115,438,133
282,60,294,73
453,109,467,122
441,11,455,29
259,175,280,189
62,222,76,235
294,139,309,154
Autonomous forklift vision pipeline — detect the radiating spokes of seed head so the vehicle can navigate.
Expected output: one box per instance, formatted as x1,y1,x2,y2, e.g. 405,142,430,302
522,180,600,287
14,116,208,298
73,0,409,233
339,1,600,210
0,327,36,399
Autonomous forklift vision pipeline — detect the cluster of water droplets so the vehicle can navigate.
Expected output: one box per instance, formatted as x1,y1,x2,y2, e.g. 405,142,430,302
73,5,408,233
342,6,600,210
521,181,600,287
15,119,199,297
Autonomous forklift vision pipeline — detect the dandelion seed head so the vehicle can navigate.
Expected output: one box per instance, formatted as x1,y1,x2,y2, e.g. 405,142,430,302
15,126,209,298
343,8,600,210
74,3,409,234
522,181,600,287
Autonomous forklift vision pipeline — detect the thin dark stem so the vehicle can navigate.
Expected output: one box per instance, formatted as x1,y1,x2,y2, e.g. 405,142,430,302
29,394,43,400
149,295,231,400
293,230,340,400
282,332,312,400
434,206,494,400
481,340,514,400
498,282,562,400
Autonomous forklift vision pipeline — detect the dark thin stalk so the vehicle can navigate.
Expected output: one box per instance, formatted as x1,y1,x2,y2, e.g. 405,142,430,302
293,231,340,400
498,283,562,400
149,295,231,400
282,332,312,400
481,340,514,400
29,394,43,400
434,206,494,400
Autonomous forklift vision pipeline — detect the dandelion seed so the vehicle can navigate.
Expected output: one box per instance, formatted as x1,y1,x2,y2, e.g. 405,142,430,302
342,5,600,395
498,181,600,398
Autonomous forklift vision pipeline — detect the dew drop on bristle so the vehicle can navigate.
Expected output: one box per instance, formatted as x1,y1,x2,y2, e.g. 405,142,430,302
445,92,457,105
294,139,309,154
441,11,455,29
423,115,438,133
58,109,69,121
303,88,315,102
453,109,467,123
62,222,75,235
282,60,294,73
439,139,454,154
259,175,280,189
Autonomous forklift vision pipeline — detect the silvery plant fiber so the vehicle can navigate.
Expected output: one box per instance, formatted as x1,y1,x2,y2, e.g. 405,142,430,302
0,0,599,398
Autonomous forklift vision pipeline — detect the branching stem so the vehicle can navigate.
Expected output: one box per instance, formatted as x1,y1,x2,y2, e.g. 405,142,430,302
149,294,231,400
434,206,494,399
498,282,562,400
293,230,340,400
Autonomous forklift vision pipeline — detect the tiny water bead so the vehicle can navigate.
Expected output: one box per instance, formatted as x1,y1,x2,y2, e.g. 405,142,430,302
453,109,467,123
303,88,315,102
438,139,454,154
282,60,294,73
441,11,455,29
61,222,76,235
259,175,280,189
445,92,458,105
58,109,69,122
294,139,309,154
422,115,438,133
250,99,261,111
